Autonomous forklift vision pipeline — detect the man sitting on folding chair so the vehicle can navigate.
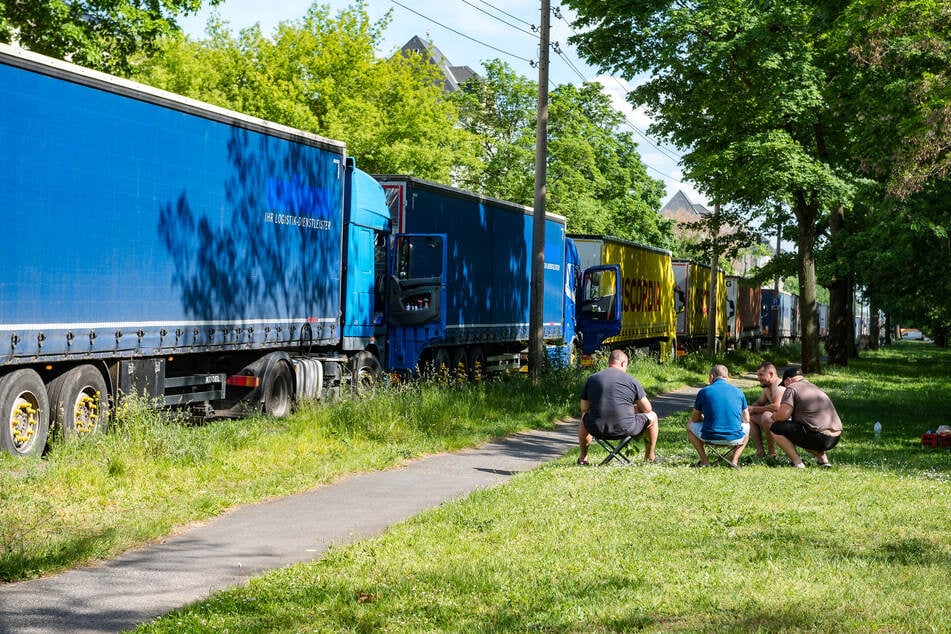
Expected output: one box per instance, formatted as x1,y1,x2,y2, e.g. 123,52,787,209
578,350,659,465
687,364,751,468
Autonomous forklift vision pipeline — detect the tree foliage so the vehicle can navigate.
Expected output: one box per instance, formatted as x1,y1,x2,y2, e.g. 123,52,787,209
453,59,670,246
832,0,951,198
136,1,469,181
0,0,219,75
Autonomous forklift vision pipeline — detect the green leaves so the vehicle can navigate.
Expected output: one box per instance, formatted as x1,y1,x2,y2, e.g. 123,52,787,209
136,1,468,181
0,0,220,75
452,61,668,244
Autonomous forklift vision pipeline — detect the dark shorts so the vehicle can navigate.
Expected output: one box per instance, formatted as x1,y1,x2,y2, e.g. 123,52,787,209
583,412,652,439
771,420,841,452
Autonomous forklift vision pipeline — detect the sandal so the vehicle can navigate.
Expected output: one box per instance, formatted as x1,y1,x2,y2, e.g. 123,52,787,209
576,458,590,466
691,461,709,468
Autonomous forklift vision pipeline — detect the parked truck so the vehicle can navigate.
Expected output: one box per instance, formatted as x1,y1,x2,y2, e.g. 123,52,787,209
376,176,577,377
760,289,799,346
570,235,676,361
672,260,727,353
0,44,589,456
725,276,762,350
0,45,433,455
817,302,829,339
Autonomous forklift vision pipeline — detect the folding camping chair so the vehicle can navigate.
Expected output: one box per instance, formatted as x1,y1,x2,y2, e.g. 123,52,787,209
701,436,746,469
593,433,639,466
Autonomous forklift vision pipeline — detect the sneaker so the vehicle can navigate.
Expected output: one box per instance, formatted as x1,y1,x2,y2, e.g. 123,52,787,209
791,462,806,469
817,460,833,468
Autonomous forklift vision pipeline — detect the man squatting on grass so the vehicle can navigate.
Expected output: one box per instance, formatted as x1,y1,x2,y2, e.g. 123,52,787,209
748,362,785,459
767,368,843,468
578,349,659,465
687,364,751,468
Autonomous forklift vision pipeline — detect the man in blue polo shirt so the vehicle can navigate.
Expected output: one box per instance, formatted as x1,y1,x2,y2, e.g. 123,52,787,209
687,364,750,468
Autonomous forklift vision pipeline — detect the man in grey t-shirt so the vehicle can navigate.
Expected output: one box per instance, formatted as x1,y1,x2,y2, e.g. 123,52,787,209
768,368,843,468
578,349,659,464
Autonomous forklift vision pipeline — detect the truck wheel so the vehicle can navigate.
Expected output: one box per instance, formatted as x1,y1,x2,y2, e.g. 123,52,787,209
47,365,109,439
350,351,382,398
466,347,486,382
261,360,294,418
0,370,50,457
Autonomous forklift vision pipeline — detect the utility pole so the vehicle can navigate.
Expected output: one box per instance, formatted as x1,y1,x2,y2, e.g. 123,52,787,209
707,203,720,353
528,0,550,382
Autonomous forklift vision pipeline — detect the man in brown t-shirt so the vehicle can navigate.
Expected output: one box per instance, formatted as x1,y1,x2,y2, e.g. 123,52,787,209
768,368,843,468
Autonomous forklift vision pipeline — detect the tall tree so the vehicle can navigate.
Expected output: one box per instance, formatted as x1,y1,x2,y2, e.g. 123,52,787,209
564,1,864,372
0,0,219,75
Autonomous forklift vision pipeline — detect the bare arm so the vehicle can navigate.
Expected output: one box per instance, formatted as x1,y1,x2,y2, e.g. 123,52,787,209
636,396,653,414
750,388,770,411
774,402,793,422
689,407,702,423
580,399,590,416
750,386,784,415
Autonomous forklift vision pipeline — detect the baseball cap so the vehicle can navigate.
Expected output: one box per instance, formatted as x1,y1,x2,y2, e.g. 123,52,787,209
782,368,802,381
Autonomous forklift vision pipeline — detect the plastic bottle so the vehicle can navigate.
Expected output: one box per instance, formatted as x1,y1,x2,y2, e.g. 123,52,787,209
873,420,882,441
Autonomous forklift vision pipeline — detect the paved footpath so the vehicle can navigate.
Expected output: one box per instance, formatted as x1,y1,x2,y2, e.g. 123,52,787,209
0,376,757,634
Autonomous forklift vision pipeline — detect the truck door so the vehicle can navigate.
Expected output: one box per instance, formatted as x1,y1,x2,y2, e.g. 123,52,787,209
577,264,622,354
385,234,447,371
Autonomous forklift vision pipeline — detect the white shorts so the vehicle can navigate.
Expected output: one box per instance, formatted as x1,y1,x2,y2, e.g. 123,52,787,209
689,422,749,445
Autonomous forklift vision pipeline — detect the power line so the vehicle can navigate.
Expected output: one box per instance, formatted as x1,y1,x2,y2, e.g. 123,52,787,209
389,0,687,186
389,0,535,64
476,0,536,29
551,47,683,166
460,0,537,38
551,6,685,164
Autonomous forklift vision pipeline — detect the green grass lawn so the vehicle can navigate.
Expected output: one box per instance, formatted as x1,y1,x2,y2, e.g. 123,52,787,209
1,344,750,583
131,342,951,633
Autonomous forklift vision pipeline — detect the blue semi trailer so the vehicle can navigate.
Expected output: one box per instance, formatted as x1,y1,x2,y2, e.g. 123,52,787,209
0,45,584,457
377,176,578,376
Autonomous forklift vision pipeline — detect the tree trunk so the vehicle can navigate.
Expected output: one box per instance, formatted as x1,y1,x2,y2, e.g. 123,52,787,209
825,204,849,366
793,195,821,373
707,205,720,354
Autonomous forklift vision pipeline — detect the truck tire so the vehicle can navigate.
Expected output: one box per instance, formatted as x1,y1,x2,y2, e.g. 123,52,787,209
350,351,382,398
261,360,294,419
47,365,109,439
0,370,50,457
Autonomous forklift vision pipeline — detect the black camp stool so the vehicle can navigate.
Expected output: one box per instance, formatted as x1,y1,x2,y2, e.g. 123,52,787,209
702,438,743,469
594,434,638,465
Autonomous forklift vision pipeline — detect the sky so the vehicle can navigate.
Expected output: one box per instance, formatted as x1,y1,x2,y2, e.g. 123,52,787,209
179,0,704,207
